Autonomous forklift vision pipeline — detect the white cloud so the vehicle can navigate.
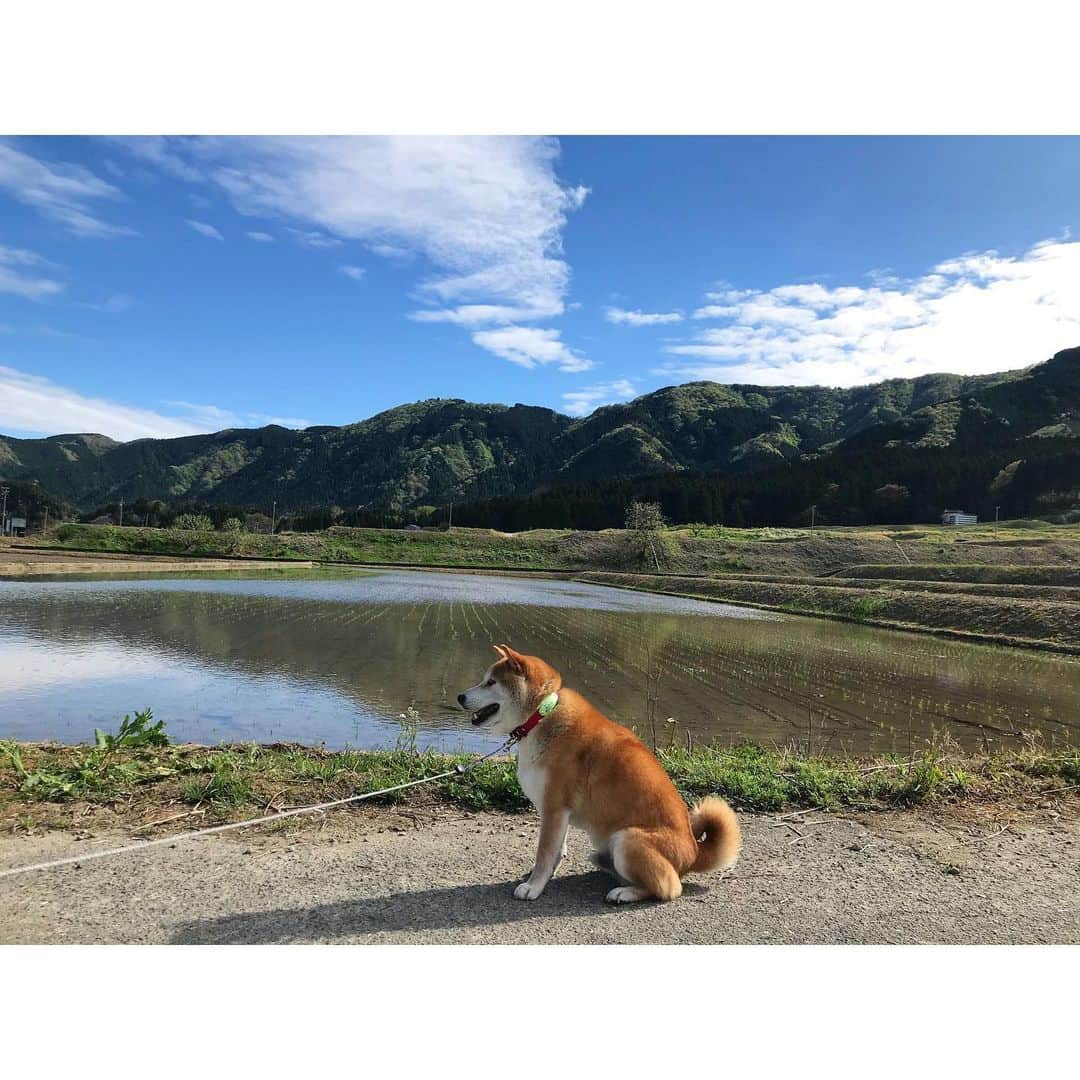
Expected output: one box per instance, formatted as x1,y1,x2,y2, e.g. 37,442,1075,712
111,136,205,182
410,304,550,326
0,244,64,301
0,367,310,441
116,136,587,369
0,366,206,440
471,326,592,372
246,231,274,242
78,292,134,313
287,228,343,249
662,237,1080,386
339,265,365,281
691,304,738,319
605,307,683,326
367,241,413,261
186,219,224,241
0,140,133,238
562,379,638,417
163,401,311,430
692,287,754,318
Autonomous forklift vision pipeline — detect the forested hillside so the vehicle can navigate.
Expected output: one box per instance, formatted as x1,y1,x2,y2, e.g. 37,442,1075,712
1,347,1076,528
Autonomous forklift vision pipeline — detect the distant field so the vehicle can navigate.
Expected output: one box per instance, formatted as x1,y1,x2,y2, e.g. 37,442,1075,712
679,521,1080,545
28,518,1080,574
11,519,1079,651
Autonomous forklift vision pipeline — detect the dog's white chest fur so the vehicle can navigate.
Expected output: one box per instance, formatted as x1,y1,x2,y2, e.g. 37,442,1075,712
515,736,547,810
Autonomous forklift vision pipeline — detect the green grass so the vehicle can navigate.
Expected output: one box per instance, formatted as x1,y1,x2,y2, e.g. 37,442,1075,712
677,525,809,543
2,738,1077,821
180,769,253,807
841,593,889,619
658,744,984,810
0,711,168,799
35,520,1080,583
51,523,314,561
843,563,1080,586
48,522,575,570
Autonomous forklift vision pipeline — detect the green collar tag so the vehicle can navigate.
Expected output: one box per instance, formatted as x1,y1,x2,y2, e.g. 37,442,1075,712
537,692,559,718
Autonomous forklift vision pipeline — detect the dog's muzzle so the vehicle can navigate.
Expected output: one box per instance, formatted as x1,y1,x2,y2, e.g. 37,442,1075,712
469,703,500,726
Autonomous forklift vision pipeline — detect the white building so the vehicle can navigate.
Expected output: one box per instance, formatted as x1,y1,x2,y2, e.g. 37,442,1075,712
941,509,978,526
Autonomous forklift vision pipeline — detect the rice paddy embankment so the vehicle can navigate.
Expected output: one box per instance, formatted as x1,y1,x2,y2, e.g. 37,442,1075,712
576,571,1080,652
17,520,1080,579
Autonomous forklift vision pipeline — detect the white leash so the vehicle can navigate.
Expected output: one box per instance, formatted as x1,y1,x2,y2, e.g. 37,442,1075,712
0,737,517,881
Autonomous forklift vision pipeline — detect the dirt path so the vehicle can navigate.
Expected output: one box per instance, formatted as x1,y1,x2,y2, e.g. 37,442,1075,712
0,547,313,577
2,805,1076,944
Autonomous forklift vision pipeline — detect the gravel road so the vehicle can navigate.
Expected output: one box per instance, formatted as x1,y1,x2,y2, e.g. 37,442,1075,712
2,805,1077,944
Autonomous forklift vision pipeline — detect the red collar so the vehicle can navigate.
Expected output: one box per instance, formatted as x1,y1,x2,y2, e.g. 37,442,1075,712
509,709,545,742
509,692,559,742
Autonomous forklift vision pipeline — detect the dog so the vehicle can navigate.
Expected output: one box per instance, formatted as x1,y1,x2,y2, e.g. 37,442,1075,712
457,644,740,903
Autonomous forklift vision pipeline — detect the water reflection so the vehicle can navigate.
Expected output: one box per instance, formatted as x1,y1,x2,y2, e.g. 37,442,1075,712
0,570,1076,754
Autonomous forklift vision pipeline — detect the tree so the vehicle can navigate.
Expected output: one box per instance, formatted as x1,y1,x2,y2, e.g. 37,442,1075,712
625,500,667,570
244,512,273,534
174,513,213,531
872,483,911,524
221,517,243,533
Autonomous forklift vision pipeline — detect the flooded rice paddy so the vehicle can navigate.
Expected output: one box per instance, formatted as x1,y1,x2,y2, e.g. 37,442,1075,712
0,569,1076,755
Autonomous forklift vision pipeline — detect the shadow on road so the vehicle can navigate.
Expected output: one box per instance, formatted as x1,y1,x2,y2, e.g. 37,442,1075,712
170,871,707,943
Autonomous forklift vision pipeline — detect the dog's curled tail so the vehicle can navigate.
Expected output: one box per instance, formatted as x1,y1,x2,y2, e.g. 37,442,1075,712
689,797,741,872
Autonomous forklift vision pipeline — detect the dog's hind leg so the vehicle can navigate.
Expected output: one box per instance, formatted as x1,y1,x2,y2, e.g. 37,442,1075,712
589,849,617,877
606,829,683,904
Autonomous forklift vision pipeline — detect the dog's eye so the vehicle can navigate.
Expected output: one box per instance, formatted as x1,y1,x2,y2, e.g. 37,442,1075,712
485,679,495,687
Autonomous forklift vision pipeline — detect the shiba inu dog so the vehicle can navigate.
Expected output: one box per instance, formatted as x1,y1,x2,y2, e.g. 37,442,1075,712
457,644,741,903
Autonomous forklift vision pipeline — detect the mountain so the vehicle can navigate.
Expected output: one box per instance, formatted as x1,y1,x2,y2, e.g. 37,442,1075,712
1,348,1076,521
455,348,1080,529
549,366,1024,480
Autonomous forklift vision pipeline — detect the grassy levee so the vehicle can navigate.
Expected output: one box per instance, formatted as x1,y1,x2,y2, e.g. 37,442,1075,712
2,739,1077,826
576,571,1080,652
37,521,1080,579
44,523,594,571
700,572,1080,601
48,524,317,561
842,563,1080,586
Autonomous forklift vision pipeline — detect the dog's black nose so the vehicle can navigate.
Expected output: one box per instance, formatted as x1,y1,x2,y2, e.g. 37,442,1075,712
457,693,467,707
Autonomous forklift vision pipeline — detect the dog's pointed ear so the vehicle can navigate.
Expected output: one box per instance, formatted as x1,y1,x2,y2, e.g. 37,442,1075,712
492,644,508,659
499,645,527,675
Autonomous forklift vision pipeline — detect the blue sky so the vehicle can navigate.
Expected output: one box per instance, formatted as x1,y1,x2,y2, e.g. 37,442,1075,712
2,135,1079,440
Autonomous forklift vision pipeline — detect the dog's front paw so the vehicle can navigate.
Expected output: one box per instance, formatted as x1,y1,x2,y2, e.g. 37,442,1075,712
513,879,545,901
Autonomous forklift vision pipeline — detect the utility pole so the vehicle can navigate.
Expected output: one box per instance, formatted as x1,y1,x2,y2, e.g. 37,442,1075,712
810,504,816,532
119,499,124,527
1,486,8,537
271,500,277,534
43,507,49,535
447,500,453,531
995,505,1001,527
